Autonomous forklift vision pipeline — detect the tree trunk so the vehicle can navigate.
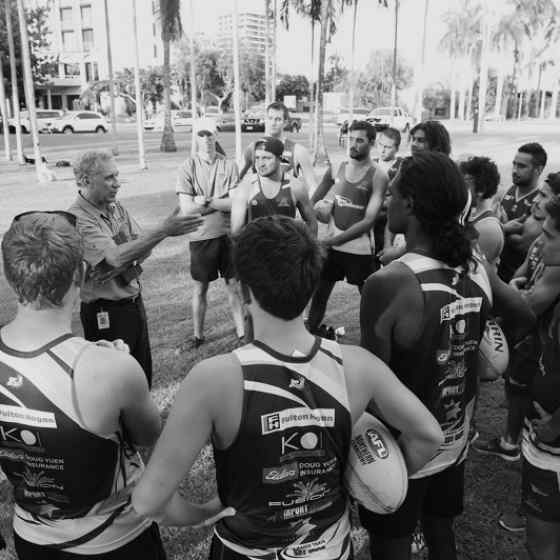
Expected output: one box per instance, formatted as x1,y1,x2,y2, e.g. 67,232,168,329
313,0,330,166
466,73,474,120
264,0,271,108
271,0,277,102
494,65,504,117
160,38,177,152
449,72,456,119
5,0,24,164
414,0,429,122
348,0,358,122
309,19,316,151
103,0,118,154
232,0,242,165
132,0,147,169
16,0,43,180
390,0,399,107
189,0,197,156
474,19,489,133
549,76,558,119
458,73,466,121
0,52,12,161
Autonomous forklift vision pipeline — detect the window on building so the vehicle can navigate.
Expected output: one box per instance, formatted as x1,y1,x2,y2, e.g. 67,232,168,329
63,63,80,77
80,4,92,25
60,7,72,27
62,30,76,51
84,62,99,82
82,28,94,51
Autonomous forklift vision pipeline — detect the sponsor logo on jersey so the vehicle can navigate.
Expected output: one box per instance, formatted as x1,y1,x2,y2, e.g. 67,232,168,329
7,375,24,388
283,540,327,558
365,429,389,459
0,425,42,448
278,198,292,208
334,195,365,211
299,457,338,477
263,462,299,484
440,297,482,322
289,376,305,390
268,478,330,508
436,349,451,365
0,405,57,429
281,431,325,461
261,408,335,435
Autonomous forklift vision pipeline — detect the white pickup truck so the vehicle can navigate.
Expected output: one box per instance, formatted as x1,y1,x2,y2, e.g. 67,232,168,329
366,106,414,133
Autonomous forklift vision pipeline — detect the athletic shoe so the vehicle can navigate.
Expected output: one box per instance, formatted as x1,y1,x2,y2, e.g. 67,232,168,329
498,511,526,533
411,526,426,555
472,436,520,461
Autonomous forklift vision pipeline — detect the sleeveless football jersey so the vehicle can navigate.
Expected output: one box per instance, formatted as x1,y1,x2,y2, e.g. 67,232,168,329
214,338,352,560
392,253,491,478
522,305,560,471
247,173,296,222
327,162,375,255
498,185,541,281
249,138,301,178
0,333,149,554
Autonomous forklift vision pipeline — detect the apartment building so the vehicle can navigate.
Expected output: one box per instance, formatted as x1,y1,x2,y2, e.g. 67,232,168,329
216,11,268,61
27,0,163,110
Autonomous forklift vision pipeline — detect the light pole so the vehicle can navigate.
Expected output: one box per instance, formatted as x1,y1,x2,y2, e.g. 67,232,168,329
132,0,146,169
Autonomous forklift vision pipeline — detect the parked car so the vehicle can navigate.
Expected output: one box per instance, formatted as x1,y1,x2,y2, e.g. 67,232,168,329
336,107,370,126
144,109,203,132
50,111,108,134
8,109,64,133
241,111,302,133
366,106,414,132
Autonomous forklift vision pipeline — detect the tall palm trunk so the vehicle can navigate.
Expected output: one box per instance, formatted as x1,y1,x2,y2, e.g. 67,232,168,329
549,75,558,119
458,73,466,121
348,0,358,122
313,0,330,166
132,0,146,169
160,40,176,151
265,0,271,108
189,0,197,156
271,0,277,103
390,0,399,107
494,65,504,117
0,52,12,160
5,0,24,164
474,19,489,133
449,73,456,119
414,0,429,122
16,0,43,180
308,19,316,151
232,0,242,165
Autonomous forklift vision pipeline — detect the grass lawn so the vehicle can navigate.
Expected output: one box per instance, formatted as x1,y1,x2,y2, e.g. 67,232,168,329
0,179,527,560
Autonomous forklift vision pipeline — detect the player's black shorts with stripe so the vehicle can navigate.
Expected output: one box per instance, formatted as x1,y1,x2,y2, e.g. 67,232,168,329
190,236,234,283
321,249,377,287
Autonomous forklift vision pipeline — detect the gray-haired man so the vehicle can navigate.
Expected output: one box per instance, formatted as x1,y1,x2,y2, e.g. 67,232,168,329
69,151,202,386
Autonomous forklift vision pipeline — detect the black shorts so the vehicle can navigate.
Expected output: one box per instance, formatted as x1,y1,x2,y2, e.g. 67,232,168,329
522,458,560,523
190,236,234,283
14,522,166,560
321,249,376,286
359,462,465,538
505,332,540,395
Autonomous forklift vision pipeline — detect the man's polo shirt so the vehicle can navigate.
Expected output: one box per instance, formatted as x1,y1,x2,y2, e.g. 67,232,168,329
176,153,238,242
68,193,142,303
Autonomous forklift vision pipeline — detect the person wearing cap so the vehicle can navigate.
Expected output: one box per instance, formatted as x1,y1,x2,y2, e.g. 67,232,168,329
69,150,202,387
238,102,318,195
0,211,166,558
231,136,317,235
176,124,245,348
231,136,317,342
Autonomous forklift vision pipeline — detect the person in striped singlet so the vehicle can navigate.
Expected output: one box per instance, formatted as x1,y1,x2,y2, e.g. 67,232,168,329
133,215,443,560
0,212,165,559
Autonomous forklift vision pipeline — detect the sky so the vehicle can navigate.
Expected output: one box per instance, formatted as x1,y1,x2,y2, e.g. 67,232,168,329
186,0,461,83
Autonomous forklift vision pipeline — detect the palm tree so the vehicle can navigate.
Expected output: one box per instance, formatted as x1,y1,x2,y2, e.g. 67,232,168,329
265,0,272,107
232,0,242,164
189,0,197,156
159,0,182,152
348,0,358,122
414,0,429,122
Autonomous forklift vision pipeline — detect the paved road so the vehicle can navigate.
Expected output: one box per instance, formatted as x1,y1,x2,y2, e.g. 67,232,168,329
0,118,559,230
